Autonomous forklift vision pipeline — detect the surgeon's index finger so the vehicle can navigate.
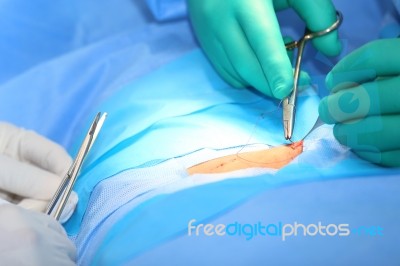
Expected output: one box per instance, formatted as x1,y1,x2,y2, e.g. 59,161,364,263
19,130,72,176
0,155,61,200
319,76,400,124
290,0,342,57
236,0,293,99
326,39,400,93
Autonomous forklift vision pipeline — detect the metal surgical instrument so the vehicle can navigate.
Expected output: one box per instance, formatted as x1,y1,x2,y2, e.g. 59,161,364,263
283,11,343,140
46,112,107,220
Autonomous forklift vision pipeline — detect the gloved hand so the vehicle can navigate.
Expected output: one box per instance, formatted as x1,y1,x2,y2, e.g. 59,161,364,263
0,122,78,218
187,0,341,99
0,203,76,265
319,39,400,167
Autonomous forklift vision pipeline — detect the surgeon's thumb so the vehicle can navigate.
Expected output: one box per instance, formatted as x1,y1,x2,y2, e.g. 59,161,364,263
268,67,294,100
263,48,294,100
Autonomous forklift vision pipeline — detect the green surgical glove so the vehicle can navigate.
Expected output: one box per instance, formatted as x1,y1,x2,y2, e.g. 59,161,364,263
319,39,400,167
187,0,341,99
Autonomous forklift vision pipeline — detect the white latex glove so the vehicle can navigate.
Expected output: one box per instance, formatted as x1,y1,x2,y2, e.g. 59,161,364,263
0,122,77,221
0,203,76,265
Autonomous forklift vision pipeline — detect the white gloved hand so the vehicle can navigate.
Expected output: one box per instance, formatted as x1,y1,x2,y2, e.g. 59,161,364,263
0,122,77,221
0,204,76,265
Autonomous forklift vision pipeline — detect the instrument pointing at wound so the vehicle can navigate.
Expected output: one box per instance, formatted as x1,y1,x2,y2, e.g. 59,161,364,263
283,11,343,140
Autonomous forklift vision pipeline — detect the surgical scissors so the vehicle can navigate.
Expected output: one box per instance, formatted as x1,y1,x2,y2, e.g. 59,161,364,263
46,112,107,220
283,11,343,140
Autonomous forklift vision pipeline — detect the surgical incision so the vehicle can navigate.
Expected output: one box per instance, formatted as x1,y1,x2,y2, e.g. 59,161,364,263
187,141,303,175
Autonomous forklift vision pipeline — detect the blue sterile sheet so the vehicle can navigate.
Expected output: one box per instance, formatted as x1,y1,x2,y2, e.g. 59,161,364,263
0,0,196,149
64,48,320,232
0,0,398,265
64,49,399,265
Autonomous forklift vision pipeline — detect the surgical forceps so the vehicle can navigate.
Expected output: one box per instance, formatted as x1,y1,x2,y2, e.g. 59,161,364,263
283,11,343,140
46,112,107,220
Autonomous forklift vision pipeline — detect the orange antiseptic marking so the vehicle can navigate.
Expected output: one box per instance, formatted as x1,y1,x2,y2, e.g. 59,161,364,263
187,141,303,175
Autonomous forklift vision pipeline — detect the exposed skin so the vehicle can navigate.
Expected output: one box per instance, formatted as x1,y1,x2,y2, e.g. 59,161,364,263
187,141,303,175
